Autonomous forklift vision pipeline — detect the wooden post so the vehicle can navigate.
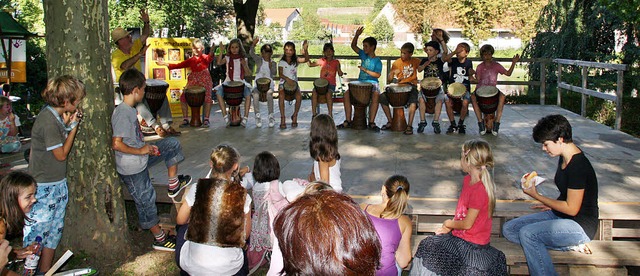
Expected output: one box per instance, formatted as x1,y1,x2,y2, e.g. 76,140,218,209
581,66,588,117
556,63,562,106
616,70,623,130
540,61,546,105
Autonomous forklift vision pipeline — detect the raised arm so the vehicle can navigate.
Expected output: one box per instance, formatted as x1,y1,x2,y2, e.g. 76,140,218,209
504,54,521,77
297,40,309,63
140,9,150,45
351,26,364,54
216,42,227,66
249,37,261,63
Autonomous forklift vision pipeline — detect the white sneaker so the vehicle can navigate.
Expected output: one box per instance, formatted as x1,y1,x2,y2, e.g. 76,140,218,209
241,117,248,127
224,115,230,127
268,114,275,128
255,113,262,127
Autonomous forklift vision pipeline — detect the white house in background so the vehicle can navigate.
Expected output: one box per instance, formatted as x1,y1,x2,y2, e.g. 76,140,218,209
263,8,302,41
375,2,523,50
374,2,419,48
320,19,361,44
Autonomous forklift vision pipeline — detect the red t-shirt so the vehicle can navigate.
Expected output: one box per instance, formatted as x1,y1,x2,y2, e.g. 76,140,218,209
168,54,214,72
475,61,507,88
451,175,492,245
318,58,340,85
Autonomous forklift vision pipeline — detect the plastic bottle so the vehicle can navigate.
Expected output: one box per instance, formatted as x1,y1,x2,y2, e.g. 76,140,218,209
23,236,42,276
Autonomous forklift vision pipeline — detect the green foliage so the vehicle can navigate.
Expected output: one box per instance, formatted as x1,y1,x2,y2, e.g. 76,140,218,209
289,10,331,41
256,22,283,47
453,0,503,45
369,16,394,43
108,0,232,42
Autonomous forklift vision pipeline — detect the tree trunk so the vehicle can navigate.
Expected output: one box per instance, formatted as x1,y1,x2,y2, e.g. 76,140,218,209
43,0,131,263
234,0,259,48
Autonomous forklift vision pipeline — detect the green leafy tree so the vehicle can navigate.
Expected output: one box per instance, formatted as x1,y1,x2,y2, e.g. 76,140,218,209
289,10,331,41
369,16,394,43
452,0,504,45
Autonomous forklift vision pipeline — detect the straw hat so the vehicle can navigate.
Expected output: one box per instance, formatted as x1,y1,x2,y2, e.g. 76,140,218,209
447,83,467,97
111,27,132,43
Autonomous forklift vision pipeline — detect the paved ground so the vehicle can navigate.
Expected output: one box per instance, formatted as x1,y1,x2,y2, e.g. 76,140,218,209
4,100,639,206
151,101,640,204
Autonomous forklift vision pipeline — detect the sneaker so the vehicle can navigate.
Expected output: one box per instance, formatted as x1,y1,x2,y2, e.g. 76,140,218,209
492,122,500,136
179,119,190,128
168,175,193,198
153,235,177,252
241,117,248,127
268,115,275,128
446,123,457,134
432,121,441,134
202,119,210,128
417,121,427,133
224,115,230,127
458,124,466,134
478,121,486,135
255,113,262,127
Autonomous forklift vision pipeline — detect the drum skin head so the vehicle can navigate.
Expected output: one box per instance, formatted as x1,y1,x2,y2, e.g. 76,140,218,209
256,78,271,85
387,83,412,93
349,80,373,87
146,79,169,86
476,86,499,97
314,78,329,87
420,77,442,90
226,81,244,88
184,85,205,93
448,83,467,97
284,81,297,91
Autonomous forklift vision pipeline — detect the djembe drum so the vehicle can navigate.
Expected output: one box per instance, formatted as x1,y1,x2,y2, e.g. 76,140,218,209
420,77,442,114
223,81,245,126
144,79,169,117
348,81,373,130
256,78,271,102
386,84,412,132
283,81,297,102
475,86,500,114
314,78,329,104
184,85,206,127
447,83,467,114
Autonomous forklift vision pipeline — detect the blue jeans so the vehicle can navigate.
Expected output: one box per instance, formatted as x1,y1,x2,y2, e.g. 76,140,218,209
502,210,591,276
118,137,185,229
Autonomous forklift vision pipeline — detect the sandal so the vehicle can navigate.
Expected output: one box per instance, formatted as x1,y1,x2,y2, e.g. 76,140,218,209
380,122,392,130
368,122,380,132
337,120,351,129
291,115,298,128
403,126,414,135
202,119,210,128
280,117,287,129
166,126,181,136
179,119,189,128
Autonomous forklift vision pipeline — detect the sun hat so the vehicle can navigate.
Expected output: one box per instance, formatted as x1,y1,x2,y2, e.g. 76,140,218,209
111,27,132,43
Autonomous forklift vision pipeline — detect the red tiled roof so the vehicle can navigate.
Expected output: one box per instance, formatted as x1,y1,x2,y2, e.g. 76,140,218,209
264,8,300,27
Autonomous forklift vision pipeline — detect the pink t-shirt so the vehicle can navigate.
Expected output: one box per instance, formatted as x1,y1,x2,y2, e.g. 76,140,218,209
476,61,507,88
318,58,340,85
451,175,492,245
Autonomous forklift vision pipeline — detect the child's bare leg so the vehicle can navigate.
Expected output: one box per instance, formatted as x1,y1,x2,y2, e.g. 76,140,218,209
418,97,426,122
327,91,333,117
244,95,251,119
311,89,318,116
369,92,380,124
343,90,352,122
470,94,483,123
39,248,55,273
407,103,417,127
495,93,506,123
217,94,227,117
279,89,286,128
292,90,302,126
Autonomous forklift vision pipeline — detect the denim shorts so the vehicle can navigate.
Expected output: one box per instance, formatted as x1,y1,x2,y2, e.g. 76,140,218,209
24,179,69,249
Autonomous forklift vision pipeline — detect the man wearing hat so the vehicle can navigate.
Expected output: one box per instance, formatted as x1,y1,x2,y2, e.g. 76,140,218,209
111,9,179,137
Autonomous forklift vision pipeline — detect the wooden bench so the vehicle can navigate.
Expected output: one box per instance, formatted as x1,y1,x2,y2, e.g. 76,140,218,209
410,234,640,275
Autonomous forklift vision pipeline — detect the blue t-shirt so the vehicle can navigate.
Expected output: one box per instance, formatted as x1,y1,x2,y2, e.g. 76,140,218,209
358,49,382,83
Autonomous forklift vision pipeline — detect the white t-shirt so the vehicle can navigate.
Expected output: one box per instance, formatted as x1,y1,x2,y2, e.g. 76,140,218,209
314,159,342,193
224,56,249,82
278,60,298,84
180,179,252,275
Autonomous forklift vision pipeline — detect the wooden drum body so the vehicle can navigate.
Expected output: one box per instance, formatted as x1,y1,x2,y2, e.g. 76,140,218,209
348,81,373,130
223,81,245,126
476,86,500,115
386,84,412,132
314,78,329,104
256,78,271,102
420,77,442,114
447,82,467,114
144,79,169,116
283,82,297,102
184,85,206,127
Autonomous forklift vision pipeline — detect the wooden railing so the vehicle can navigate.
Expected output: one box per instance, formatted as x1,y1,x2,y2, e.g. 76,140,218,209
554,59,629,130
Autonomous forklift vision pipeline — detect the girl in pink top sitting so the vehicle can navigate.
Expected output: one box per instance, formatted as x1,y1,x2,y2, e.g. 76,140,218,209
157,38,215,127
361,175,412,275
471,44,520,136
411,139,507,276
